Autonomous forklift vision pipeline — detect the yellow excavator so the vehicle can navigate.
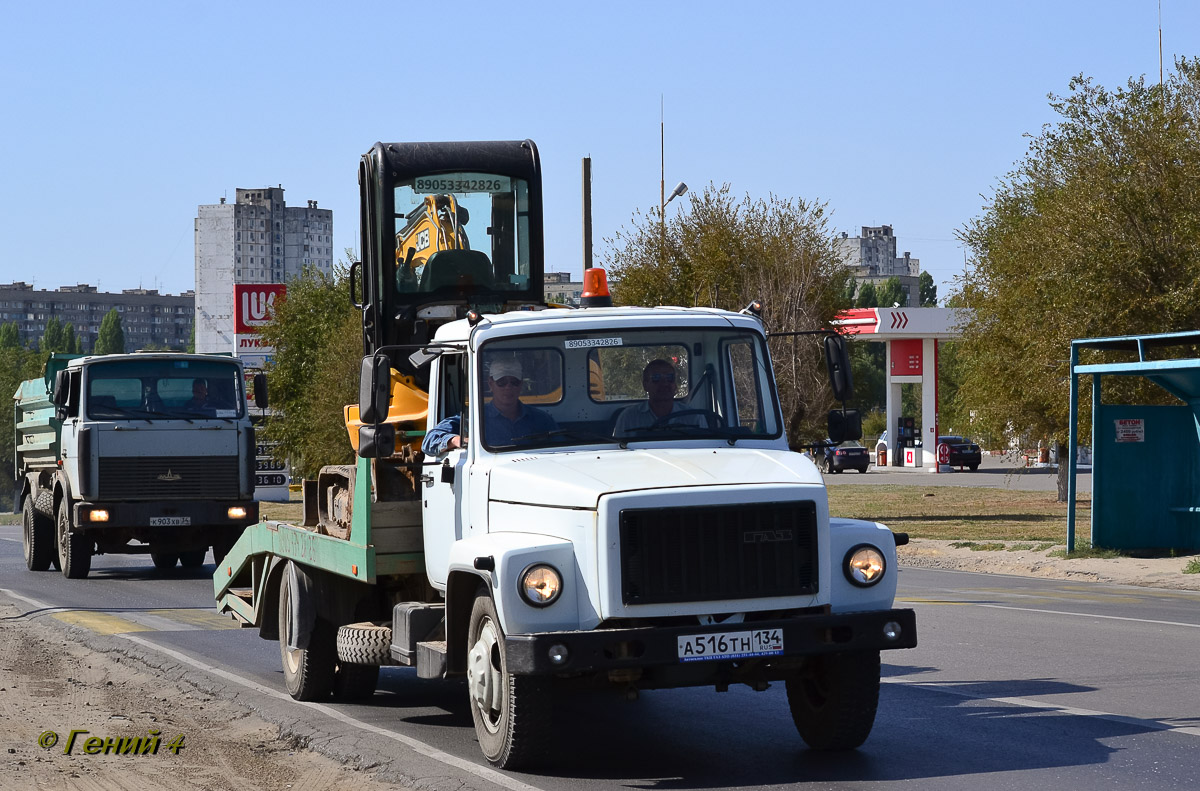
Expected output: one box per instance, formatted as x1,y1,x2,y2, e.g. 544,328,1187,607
394,194,471,287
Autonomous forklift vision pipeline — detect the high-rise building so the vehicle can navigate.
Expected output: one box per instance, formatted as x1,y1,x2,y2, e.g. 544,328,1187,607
0,281,193,351
194,187,333,353
838,225,921,306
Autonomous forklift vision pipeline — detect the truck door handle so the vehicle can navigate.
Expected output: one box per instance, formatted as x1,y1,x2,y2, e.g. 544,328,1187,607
440,460,456,484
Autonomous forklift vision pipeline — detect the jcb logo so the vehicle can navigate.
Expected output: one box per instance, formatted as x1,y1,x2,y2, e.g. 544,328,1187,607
743,530,793,544
416,229,430,252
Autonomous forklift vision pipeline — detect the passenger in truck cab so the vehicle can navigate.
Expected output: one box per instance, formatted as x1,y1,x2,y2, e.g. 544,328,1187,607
421,356,557,455
613,358,706,437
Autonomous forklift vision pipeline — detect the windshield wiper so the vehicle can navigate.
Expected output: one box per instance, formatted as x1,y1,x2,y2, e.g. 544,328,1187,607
509,428,615,445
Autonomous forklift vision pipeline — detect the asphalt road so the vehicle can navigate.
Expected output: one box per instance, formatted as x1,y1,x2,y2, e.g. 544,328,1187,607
2,528,1196,790
824,453,1092,493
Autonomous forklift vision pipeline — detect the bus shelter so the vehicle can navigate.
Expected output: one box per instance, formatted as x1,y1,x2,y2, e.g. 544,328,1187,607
1068,330,1200,553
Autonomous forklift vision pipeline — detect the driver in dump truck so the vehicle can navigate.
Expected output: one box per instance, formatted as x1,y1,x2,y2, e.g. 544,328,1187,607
612,359,706,437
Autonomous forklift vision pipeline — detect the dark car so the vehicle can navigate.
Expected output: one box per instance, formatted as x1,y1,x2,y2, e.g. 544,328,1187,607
938,435,982,470
821,439,870,474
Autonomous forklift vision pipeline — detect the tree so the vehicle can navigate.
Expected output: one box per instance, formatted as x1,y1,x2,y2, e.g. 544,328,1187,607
0,346,47,487
257,264,360,478
957,60,1200,499
0,322,19,350
603,183,849,446
41,317,63,352
919,272,938,307
94,309,125,355
875,276,907,309
854,281,877,309
61,322,76,354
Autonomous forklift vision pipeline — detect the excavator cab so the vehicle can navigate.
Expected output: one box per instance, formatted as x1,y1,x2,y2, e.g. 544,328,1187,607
356,141,545,361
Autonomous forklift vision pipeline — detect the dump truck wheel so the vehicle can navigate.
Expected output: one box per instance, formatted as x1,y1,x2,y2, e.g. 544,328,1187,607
151,551,179,571
332,661,380,701
278,568,335,700
179,550,207,569
56,498,91,579
466,591,551,769
786,650,880,750
23,496,54,572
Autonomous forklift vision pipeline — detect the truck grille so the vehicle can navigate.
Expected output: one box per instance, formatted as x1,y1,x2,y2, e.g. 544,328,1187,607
98,456,240,500
619,501,818,605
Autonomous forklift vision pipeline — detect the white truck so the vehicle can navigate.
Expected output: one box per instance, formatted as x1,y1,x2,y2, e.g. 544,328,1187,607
214,140,916,770
15,352,263,578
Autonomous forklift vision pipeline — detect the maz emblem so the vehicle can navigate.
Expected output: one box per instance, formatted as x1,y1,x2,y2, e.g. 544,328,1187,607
743,529,793,543
157,470,182,482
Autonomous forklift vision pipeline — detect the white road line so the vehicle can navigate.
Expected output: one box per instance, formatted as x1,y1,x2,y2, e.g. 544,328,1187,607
883,677,1200,739
0,588,546,791
977,603,1200,629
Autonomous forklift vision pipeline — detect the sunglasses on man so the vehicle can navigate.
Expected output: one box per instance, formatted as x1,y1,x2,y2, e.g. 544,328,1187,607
647,373,676,383
491,377,522,388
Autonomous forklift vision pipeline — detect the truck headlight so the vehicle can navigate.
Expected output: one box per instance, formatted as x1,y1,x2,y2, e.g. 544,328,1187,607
843,544,886,587
227,507,247,519
518,564,562,607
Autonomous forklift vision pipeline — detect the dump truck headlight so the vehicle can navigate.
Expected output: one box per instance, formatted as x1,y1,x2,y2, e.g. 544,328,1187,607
227,507,247,520
844,544,886,587
87,509,109,523
519,564,562,607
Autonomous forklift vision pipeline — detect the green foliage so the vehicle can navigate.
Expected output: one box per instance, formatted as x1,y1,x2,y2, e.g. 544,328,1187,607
919,272,937,307
875,276,907,309
94,309,125,355
257,265,360,479
602,184,849,446
854,281,877,308
0,322,19,350
1183,557,1200,574
41,317,63,352
958,60,1200,456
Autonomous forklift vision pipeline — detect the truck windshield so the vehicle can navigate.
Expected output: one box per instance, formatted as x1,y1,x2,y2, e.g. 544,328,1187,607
85,359,244,420
476,327,782,451
394,173,532,296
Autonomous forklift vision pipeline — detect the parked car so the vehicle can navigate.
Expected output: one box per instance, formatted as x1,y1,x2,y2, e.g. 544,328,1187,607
821,439,870,473
938,435,982,470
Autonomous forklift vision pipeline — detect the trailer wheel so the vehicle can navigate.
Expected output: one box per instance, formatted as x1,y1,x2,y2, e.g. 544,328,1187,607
56,499,91,579
151,551,179,571
786,650,880,751
22,496,54,572
278,568,335,700
179,550,207,569
466,591,551,769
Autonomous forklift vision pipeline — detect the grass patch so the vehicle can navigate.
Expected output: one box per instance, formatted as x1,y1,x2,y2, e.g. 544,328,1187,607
827,485,1089,543
1184,558,1200,575
1047,541,1124,560
949,541,1006,552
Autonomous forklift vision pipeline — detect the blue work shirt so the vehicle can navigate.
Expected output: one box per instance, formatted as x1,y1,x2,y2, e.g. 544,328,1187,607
421,403,558,456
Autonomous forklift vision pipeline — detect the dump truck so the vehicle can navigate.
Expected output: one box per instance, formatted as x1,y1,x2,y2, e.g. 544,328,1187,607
214,140,917,769
15,352,263,578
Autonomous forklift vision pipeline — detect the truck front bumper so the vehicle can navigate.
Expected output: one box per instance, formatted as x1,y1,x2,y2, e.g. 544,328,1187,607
73,500,259,532
504,608,916,676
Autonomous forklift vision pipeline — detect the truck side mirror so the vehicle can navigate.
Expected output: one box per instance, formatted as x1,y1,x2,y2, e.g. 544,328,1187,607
52,370,69,407
358,355,391,424
828,408,862,444
253,372,269,409
823,334,854,403
357,423,396,458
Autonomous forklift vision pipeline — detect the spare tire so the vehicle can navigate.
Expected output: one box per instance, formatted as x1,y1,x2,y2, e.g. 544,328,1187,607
336,622,393,666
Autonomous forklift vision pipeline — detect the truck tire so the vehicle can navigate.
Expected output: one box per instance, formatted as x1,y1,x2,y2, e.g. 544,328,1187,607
278,569,335,700
337,622,393,666
332,662,380,701
179,550,207,569
151,551,179,571
786,650,880,751
22,496,54,572
56,498,92,579
466,591,552,769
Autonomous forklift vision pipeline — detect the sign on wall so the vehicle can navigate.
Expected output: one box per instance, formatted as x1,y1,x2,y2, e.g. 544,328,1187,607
233,283,286,357
1115,418,1145,443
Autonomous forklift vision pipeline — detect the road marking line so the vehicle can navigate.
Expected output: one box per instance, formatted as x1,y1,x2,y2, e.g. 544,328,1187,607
977,604,1200,629
52,611,155,634
896,598,970,605
883,677,1200,739
120,634,547,791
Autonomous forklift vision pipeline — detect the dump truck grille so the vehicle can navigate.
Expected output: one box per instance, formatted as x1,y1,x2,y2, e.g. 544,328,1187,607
98,456,240,500
619,501,818,605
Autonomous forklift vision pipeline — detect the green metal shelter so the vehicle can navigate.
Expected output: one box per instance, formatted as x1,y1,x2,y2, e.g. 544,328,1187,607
1068,330,1200,553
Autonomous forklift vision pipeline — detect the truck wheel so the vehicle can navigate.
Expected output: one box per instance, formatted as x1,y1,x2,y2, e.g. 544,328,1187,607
337,622,392,666
151,551,179,571
22,496,54,571
466,591,551,769
179,550,207,569
332,662,380,701
786,650,880,750
56,499,91,579
278,569,335,700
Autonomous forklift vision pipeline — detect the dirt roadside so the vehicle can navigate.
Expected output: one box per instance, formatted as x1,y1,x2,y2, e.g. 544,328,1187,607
0,599,466,791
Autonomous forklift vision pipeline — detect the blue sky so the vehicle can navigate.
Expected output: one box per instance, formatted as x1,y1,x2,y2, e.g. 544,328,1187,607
2,1,1195,303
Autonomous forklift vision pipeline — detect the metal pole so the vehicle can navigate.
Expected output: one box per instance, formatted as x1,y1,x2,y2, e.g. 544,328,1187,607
582,157,593,270
660,95,665,229
1067,342,1079,553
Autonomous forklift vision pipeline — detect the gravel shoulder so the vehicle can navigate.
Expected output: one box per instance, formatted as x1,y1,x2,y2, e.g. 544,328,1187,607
899,538,1200,591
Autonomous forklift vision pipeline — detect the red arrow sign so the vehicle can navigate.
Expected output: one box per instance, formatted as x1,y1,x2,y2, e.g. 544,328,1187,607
890,311,909,329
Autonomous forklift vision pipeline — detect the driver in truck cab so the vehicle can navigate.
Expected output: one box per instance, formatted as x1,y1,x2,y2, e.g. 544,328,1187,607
613,358,707,437
421,356,557,455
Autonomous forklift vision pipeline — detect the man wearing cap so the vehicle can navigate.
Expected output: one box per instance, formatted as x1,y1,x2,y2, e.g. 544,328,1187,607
421,356,557,455
613,359,707,437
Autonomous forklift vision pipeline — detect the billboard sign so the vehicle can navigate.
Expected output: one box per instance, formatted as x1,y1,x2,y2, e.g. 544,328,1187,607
234,284,286,357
